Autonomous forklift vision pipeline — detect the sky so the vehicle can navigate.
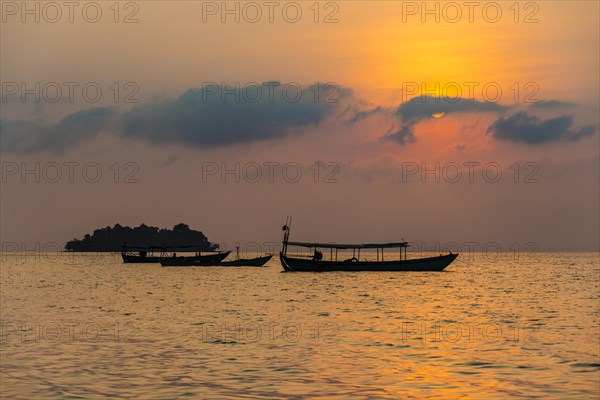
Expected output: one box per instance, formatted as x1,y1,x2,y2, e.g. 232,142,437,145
1,1,599,252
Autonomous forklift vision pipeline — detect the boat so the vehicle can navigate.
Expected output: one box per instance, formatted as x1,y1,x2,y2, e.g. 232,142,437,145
161,246,272,267
160,254,272,267
121,244,230,264
279,217,458,272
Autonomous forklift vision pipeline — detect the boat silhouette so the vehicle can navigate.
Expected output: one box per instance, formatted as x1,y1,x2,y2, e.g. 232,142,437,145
279,217,458,272
121,243,229,264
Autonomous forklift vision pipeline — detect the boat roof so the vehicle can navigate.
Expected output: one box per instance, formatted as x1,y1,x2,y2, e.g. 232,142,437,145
285,241,409,249
124,245,216,250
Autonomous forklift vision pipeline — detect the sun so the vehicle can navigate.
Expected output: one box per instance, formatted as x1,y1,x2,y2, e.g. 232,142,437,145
432,112,445,118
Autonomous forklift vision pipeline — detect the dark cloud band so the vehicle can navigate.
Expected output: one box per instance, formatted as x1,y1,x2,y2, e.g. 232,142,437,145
487,112,596,144
1,82,351,153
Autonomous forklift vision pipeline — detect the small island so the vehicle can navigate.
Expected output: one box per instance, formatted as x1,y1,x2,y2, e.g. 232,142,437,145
65,223,218,252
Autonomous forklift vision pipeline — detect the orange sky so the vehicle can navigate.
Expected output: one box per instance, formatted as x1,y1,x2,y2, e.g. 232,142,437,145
3,1,598,103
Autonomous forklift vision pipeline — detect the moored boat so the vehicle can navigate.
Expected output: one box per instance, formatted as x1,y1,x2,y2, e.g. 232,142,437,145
121,244,229,264
279,217,458,272
160,254,272,267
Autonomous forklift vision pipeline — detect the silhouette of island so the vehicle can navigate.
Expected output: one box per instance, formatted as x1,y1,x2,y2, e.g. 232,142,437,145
65,223,218,252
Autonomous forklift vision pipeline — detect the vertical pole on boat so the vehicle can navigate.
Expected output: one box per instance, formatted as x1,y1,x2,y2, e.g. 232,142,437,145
335,248,338,261
381,247,384,261
236,246,240,261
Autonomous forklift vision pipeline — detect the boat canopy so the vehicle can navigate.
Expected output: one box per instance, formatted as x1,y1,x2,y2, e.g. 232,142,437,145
285,241,409,249
123,244,216,251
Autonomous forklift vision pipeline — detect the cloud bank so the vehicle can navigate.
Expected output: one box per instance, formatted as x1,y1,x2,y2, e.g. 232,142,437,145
1,84,596,153
1,82,351,153
1,107,116,153
487,112,596,144
119,83,352,147
385,96,506,144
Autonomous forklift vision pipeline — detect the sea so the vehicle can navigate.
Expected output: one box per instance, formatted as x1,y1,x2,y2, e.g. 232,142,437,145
1,252,599,399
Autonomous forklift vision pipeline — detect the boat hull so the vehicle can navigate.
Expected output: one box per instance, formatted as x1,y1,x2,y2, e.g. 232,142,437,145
279,253,458,272
161,254,272,267
123,251,230,264
122,255,162,263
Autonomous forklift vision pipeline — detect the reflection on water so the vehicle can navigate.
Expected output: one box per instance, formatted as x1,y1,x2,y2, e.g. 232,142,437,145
1,253,599,398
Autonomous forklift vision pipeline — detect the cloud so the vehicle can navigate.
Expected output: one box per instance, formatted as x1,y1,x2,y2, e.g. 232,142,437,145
1,82,351,153
384,120,418,144
385,95,506,144
395,95,506,120
119,82,351,147
0,107,116,153
345,106,385,124
383,96,595,146
119,82,349,147
528,100,577,110
1,86,595,153
487,112,596,144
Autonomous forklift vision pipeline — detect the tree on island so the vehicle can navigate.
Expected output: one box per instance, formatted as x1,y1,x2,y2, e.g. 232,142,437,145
65,223,219,252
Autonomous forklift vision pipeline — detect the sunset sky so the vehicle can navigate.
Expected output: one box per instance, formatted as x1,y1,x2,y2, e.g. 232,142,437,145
1,1,599,251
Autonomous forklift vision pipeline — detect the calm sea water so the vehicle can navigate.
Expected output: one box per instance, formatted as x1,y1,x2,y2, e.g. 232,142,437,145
1,252,599,399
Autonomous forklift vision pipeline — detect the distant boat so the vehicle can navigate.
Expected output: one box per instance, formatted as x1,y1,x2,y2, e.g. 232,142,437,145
160,254,272,267
121,244,229,264
279,217,458,272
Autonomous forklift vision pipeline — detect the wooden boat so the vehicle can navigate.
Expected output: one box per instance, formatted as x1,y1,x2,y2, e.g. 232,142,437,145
279,217,458,272
121,244,229,264
160,254,272,267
